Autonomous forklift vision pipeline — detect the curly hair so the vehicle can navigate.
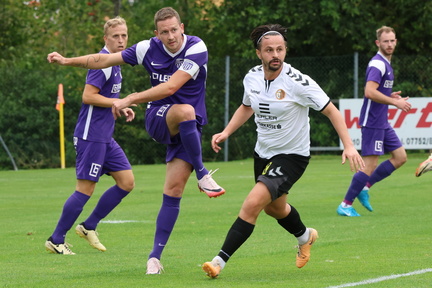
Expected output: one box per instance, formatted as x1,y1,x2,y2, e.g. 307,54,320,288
250,24,288,49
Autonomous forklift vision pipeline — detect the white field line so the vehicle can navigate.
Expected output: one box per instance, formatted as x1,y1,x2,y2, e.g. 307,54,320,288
326,268,432,288
100,220,153,224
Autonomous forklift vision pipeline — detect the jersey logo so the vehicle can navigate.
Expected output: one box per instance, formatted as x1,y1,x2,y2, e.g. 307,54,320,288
156,104,171,117
151,61,163,66
262,162,272,175
383,80,393,88
275,89,285,100
374,140,383,152
175,59,184,68
286,68,309,86
258,103,270,114
89,163,101,177
268,166,284,177
111,83,121,93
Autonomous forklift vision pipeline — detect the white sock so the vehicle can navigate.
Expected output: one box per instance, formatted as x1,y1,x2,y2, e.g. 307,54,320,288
296,228,310,245
213,256,226,269
341,202,351,208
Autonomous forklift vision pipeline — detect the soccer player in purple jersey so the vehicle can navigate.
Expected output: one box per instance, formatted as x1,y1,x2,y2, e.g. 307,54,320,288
337,26,412,217
47,7,224,272
45,17,135,255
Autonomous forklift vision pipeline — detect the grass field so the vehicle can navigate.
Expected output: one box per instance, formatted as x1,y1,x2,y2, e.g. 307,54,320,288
1,153,431,287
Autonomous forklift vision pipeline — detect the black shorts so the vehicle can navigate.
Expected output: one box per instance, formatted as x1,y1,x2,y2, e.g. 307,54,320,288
254,152,310,201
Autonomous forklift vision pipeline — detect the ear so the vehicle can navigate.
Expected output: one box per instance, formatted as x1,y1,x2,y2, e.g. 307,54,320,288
154,30,159,38
375,39,379,47
256,49,261,60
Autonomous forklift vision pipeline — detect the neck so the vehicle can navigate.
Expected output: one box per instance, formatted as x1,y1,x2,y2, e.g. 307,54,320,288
264,67,282,81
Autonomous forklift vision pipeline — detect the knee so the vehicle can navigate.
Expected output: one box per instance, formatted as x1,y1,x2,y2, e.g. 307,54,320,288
118,178,135,192
179,105,196,120
392,153,408,169
397,155,408,167
264,206,276,217
125,180,135,192
164,186,184,198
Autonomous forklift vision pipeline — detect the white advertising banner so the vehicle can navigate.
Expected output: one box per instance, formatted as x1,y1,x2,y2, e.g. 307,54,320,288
339,98,432,150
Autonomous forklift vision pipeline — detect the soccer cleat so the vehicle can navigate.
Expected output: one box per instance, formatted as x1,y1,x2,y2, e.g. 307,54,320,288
45,238,75,255
75,223,106,252
337,204,361,217
357,187,373,212
202,259,222,278
296,228,318,268
198,169,225,198
415,154,432,177
146,257,164,274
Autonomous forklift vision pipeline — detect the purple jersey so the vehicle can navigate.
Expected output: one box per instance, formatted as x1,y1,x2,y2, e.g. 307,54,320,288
74,47,122,143
359,52,394,129
121,34,208,125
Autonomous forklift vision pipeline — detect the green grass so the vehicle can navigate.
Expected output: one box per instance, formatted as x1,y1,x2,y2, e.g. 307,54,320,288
1,154,431,287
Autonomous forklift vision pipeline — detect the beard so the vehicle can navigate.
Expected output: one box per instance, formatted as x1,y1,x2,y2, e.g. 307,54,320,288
267,60,282,71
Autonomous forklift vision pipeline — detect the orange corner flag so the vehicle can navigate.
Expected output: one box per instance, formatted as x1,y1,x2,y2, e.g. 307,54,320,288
56,83,65,110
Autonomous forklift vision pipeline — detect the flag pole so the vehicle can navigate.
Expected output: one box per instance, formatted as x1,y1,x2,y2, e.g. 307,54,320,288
57,83,66,169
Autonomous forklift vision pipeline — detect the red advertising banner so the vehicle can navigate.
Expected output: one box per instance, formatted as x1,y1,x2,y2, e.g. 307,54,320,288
339,98,432,150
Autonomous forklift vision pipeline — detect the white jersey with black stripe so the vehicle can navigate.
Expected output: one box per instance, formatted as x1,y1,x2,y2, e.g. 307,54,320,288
242,62,330,158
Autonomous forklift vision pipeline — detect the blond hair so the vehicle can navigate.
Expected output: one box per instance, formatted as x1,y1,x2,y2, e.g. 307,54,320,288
104,16,127,35
376,26,395,40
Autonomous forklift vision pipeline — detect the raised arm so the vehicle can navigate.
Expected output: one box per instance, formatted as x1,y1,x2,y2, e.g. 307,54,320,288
47,51,125,69
112,69,192,118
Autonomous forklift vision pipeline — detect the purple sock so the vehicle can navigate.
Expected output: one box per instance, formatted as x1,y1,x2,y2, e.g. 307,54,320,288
343,171,370,205
51,191,90,244
83,185,129,230
179,120,208,179
368,160,396,187
148,194,181,260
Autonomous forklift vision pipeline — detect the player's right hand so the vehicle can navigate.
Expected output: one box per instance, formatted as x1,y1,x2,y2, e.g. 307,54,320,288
47,52,65,64
211,132,228,153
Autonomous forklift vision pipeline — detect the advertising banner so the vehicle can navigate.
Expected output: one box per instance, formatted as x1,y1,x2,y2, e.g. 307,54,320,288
339,98,432,150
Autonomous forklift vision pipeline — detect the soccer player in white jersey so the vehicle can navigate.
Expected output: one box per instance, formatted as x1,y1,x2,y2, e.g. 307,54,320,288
47,7,224,273
45,17,135,255
201,24,364,278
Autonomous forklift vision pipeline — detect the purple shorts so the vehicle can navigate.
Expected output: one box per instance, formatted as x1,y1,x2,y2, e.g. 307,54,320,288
145,104,202,164
74,137,131,182
361,127,402,156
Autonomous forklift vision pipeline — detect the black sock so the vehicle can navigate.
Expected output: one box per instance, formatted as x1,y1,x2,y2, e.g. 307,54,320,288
277,205,306,237
218,217,255,263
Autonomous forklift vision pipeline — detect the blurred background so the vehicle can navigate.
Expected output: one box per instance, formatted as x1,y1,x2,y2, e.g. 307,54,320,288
1,0,431,170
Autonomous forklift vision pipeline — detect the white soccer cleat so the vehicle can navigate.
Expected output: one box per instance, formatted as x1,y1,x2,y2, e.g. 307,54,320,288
75,223,106,252
415,154,432,177
198,169,225,198
45,238,75,255
146,257,164,274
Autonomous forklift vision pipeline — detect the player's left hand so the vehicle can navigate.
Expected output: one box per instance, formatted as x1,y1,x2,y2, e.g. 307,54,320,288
342,146,365,172
390,91,402,99
112,96,134,120
120,107,135,122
